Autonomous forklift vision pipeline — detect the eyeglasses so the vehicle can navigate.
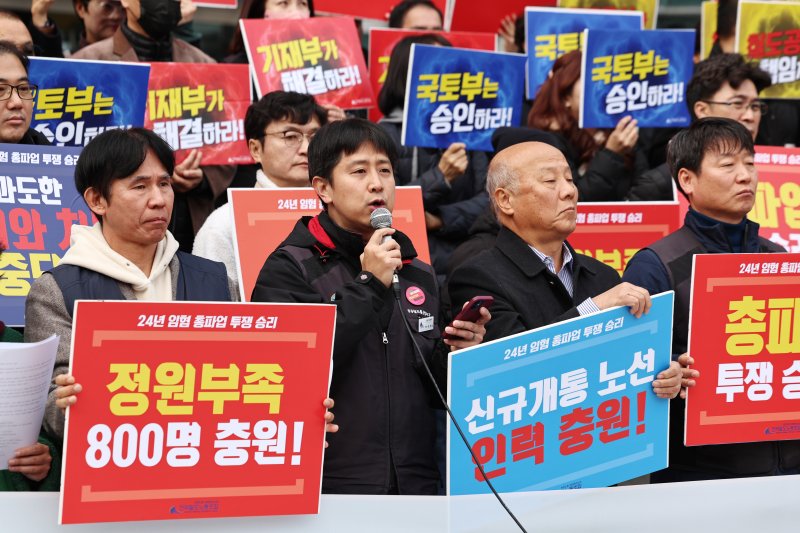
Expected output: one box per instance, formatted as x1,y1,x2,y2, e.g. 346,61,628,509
91,0,124,15
703,99,768,114
0,83,38,101
263,130,316,148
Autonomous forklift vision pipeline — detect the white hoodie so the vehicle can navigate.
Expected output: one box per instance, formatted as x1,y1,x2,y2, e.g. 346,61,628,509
192,169,280,278
60,223,180,301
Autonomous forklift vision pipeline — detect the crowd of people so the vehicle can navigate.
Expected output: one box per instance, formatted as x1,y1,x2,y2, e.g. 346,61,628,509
1,0,798,500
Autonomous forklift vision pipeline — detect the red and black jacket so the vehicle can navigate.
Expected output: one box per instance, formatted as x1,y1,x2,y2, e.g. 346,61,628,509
252,212,446,495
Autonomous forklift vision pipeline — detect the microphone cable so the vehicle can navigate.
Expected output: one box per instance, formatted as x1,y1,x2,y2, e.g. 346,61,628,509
392,295,529,533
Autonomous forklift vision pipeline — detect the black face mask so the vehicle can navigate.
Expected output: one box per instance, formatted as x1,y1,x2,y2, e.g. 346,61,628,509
138,0,182,40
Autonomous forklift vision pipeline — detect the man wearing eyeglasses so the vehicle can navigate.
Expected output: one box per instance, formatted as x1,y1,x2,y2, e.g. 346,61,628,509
193,91,329,280
0,40,48,146
627,54,771,201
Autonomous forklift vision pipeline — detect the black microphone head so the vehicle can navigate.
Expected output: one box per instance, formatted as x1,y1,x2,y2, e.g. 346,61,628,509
370,207,393,230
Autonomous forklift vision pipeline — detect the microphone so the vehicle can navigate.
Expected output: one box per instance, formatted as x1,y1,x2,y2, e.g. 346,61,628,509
369,207,393,243
369,207,401,298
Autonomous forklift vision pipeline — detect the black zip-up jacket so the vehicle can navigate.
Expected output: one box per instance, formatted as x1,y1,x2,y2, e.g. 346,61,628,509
251,212,445,494
448,226,621,342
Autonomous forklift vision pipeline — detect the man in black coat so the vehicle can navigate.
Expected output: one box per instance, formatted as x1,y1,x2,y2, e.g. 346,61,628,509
251,118,489,495
448,141,682,398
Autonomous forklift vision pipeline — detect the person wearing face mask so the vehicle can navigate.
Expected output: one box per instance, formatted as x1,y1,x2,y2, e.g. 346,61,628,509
72,0,236,254
72,0,201,63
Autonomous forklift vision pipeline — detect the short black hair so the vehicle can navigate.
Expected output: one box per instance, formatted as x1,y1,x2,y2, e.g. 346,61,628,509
244,91,327,142
308,118,398,185
687,54,772,120
0,39,29,74
75,128,175,212
667,117,754,198
388,0,443,28
377,33,451,116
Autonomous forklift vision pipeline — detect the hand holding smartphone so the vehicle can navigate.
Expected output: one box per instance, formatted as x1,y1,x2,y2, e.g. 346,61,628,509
443,296,493,340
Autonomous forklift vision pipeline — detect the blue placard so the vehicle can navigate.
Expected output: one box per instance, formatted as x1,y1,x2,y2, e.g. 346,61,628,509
0,144,91,326
525,7,643,100
28,57,150,147
402,45,526,152
447,292,674,495
580,29,695,129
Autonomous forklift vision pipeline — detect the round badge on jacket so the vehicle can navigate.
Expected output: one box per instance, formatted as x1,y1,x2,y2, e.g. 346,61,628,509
406,286,426,305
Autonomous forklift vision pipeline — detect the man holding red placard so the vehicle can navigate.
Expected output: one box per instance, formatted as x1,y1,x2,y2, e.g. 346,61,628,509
24,128,237,442
624,117,800,482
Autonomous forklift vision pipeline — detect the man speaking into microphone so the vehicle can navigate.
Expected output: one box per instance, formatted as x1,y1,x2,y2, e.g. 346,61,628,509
251,118,490,495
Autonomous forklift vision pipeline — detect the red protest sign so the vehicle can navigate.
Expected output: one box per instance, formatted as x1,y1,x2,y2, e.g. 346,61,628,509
195,0,237,8
60,301,335,524
367,27,496,121
685,253,800,446
230,187,430,301
240,17,374,109
750,145,800,252
570,202,682,276
145,63,252,166
450,0,555,33
314,0,447,20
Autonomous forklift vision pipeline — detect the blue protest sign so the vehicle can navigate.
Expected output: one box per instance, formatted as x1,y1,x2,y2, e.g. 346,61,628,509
402,45,526,152
579,29,694,129
0,144,91,326
525,7,643,99
448,292,674,495
29,57,150,147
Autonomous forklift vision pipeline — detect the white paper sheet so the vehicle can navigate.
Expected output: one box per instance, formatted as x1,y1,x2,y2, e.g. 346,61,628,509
0,335,59,468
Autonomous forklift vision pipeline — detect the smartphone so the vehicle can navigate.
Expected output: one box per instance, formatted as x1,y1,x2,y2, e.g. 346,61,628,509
443,296,494,339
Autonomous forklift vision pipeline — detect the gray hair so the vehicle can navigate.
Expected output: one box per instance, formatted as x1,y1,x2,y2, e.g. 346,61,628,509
486,158,520,215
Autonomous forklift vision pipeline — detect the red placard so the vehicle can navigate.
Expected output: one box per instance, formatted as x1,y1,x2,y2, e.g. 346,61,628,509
685,253,800,446
240,17,374,109
60,301,335,524
367,27,496,121
450,0,555,33
749,145,800,252
231,187,430,301
314,0,447,21
144,63,252,166
195,0,237,8
569,202,682,276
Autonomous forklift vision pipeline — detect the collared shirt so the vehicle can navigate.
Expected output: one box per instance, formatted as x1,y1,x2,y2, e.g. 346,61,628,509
529,243,601,316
